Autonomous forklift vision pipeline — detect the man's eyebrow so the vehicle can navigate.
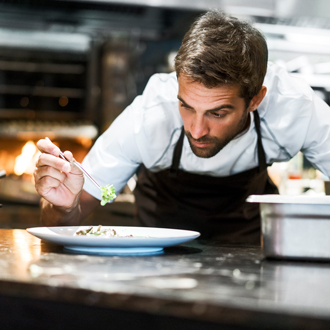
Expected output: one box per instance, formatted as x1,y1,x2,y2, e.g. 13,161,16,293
177,96,193,108
177,95,235,112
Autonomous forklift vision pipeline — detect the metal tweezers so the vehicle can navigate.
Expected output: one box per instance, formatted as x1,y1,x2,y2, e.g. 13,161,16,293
45,137,101,190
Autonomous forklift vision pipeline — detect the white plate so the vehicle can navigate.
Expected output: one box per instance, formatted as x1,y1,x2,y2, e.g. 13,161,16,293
247,194,330,204
26,226,200,255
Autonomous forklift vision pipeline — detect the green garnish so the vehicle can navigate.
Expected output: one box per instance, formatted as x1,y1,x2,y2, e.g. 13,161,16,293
100,184,116,206
75,225,117,237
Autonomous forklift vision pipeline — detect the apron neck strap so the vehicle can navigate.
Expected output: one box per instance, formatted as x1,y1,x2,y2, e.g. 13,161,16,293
170,127,185,176
170,110,267,175
253,110,267,172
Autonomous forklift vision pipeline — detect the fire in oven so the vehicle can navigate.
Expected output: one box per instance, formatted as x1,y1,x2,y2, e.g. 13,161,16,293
0,30,100,205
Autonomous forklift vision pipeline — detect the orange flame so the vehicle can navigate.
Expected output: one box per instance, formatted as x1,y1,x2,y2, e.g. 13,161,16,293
14,141,40,176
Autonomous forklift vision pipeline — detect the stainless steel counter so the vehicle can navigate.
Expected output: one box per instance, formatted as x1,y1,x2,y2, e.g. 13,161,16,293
0,229,330,329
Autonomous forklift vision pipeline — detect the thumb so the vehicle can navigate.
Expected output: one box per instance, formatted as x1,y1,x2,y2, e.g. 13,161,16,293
62,150,81,175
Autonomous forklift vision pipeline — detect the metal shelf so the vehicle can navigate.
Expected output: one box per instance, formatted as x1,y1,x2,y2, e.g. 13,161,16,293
0,119,98,140
0,61,85,74
0,85,85,98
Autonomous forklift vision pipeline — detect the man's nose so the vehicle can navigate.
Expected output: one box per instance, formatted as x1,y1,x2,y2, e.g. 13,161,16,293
190,115,209,140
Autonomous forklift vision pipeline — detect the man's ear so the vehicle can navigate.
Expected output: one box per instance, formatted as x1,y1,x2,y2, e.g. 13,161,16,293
248,86,267,112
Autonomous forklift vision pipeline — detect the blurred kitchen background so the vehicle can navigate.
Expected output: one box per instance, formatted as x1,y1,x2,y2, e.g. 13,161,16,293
0,0,330,228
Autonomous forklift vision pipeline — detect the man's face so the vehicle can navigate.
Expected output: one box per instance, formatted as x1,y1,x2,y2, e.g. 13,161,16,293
178,75,256,158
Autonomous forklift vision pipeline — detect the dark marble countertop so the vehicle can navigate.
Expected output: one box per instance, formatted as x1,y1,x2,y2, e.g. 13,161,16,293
0,229,330,329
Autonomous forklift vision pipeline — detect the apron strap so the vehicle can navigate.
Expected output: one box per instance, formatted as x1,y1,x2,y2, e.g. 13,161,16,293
253,110,267,172
170,110,267,175
169,126,185,176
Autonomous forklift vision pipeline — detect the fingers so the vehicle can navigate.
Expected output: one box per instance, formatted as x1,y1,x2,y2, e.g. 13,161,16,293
36,153,71,174
35,174,62,197
36,139,75,174
63,150,74,162
34,139,85,207
34,154,69,198
34,153,66,197
36,138,61,156
34,161,67,184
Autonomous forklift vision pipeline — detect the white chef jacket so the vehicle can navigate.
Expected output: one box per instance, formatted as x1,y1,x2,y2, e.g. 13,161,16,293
82,62,330,200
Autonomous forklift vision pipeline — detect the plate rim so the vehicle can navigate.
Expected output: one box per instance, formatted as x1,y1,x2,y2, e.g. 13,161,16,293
26,225,200,249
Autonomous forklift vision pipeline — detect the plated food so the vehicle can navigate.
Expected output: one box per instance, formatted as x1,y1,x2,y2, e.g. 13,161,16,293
75,225,133,237
26,226,201,255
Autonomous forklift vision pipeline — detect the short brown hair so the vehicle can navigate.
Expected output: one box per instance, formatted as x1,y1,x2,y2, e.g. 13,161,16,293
174,10,268,105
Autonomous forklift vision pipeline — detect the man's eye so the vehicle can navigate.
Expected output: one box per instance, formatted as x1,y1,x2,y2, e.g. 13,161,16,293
181,103,191,110
211,112,223,118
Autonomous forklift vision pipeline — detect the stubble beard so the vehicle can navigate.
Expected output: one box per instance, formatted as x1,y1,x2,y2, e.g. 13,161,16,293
186,110,250,158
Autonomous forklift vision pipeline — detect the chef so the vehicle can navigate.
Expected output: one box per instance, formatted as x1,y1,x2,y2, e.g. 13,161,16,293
34,10,330,245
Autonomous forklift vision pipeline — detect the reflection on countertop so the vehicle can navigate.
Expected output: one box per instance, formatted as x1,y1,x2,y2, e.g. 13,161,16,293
0,229,330,329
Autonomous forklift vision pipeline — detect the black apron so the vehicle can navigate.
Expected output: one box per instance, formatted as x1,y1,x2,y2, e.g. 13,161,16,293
134,111,278,245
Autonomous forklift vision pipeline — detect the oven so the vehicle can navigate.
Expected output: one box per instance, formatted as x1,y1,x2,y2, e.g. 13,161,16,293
0,29,101,205
0,0,196,228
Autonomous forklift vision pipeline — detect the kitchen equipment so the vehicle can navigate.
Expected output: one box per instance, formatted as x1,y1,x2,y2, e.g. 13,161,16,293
247,194,330,260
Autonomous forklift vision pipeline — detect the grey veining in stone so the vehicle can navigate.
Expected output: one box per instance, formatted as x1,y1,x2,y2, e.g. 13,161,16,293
0,229,330,329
